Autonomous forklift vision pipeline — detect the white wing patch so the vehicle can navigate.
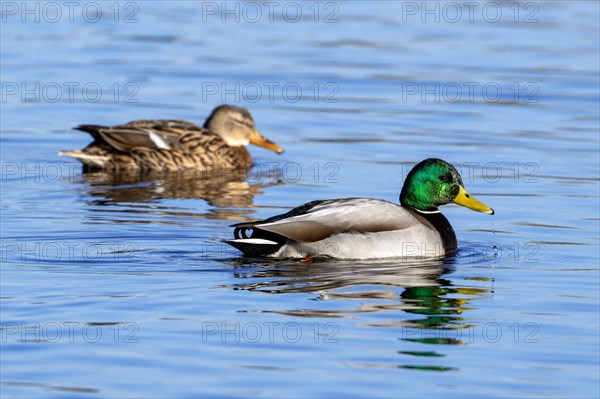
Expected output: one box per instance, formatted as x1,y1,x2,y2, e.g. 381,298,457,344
149,132,171,150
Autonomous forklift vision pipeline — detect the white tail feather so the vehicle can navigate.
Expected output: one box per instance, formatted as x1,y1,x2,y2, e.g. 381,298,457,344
58,151,109,168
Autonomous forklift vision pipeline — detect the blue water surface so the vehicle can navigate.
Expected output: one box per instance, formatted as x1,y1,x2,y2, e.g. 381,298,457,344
1,1,599,398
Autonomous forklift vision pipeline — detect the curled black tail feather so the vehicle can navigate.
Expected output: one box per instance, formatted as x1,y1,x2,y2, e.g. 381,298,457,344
225,226,288,256
234,227,253,239
232,226,288,246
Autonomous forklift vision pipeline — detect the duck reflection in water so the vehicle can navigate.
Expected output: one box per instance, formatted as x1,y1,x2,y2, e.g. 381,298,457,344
226,256,492,352
74,167,283,220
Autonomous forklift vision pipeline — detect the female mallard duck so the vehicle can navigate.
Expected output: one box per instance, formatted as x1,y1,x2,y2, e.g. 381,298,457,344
59,105,283,172
224,158,494,259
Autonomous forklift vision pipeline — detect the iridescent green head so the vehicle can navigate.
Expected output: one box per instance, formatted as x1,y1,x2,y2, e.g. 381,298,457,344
400,158,494,214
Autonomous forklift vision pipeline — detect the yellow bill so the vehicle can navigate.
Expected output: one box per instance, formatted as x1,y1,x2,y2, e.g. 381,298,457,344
249,131,284,154
453,185,494,215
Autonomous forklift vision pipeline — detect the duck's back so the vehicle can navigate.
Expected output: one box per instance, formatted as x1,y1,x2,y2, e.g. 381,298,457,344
66,119,251,172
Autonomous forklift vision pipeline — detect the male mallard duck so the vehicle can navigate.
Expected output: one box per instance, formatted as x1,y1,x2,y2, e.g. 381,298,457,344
59,105,283,172
224,158,494,259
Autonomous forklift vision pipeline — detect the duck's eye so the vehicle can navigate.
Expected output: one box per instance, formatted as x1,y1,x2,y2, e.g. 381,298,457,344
439,175,450,182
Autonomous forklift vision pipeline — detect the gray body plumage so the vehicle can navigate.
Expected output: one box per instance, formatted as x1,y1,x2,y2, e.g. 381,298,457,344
224,198,455,259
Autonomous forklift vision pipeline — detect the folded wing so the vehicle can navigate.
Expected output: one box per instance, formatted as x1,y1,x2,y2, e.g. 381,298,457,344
231,198,422,244
74,120,210,153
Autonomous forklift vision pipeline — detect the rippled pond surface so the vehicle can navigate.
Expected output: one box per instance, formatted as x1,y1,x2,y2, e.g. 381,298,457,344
1,1,599,397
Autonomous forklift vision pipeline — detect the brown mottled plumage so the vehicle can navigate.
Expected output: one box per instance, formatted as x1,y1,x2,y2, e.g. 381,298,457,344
59,105,283,173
